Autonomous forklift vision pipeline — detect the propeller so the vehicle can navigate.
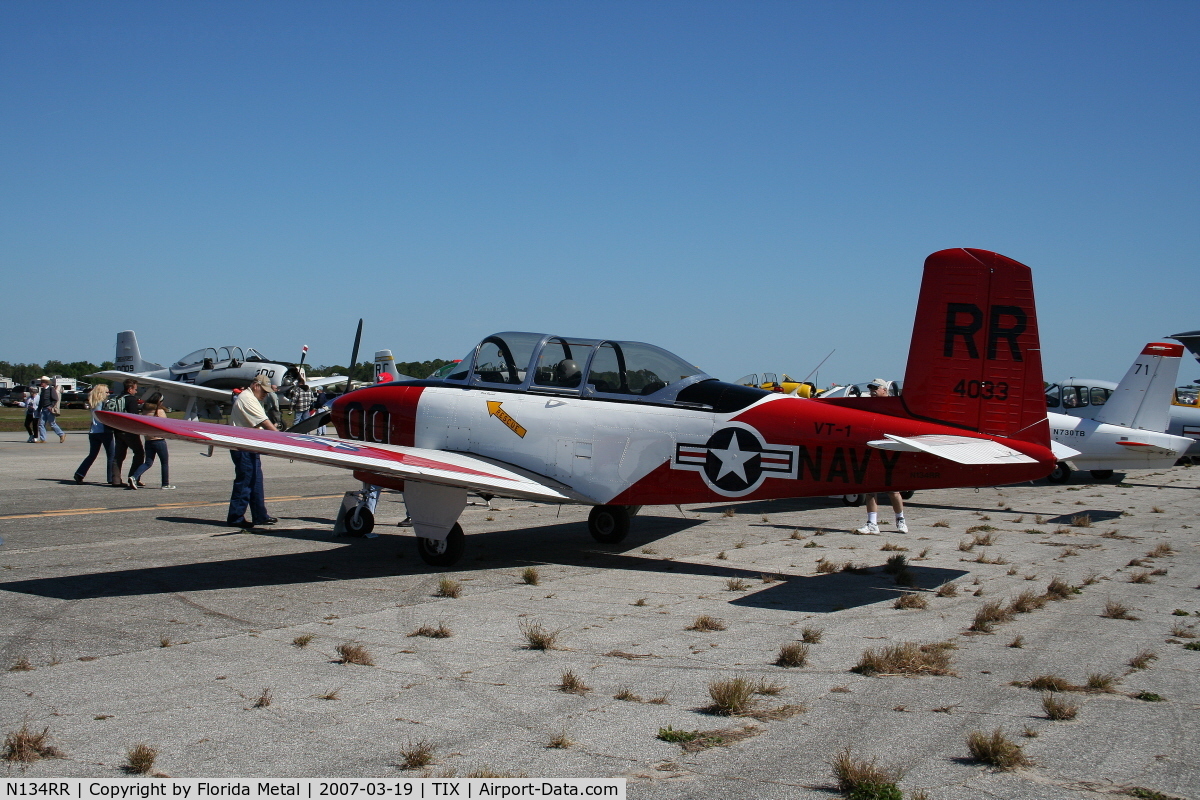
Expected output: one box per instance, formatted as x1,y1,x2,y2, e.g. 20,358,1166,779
287,409,331,435
345,318,362,394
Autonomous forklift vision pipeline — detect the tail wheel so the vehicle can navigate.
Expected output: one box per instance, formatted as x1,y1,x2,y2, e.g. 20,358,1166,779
899,490,915,500
417,523,465,567
588,505,631,544
841,494,864,506
345,508,375,536
1047,462,1072,484
1089,470,1114,480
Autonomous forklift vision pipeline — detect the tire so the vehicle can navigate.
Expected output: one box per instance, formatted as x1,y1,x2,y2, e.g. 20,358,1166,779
1047,462,1072,484
344,507,375,536
841,494,864,506
417,523,465,567
899,490,915,500
588,505,631,544
1089,470,1114,480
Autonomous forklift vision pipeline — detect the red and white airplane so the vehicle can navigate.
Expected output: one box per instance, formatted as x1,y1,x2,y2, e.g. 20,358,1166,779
101,248,1056,567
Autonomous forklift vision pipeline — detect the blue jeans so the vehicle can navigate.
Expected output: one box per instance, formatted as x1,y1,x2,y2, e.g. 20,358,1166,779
133,439,169,486
228,449,269,524
76,428,115,483
38,409,64,440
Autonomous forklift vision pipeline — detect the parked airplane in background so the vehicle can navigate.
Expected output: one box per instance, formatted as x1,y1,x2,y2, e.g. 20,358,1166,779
1043,342,1195,481
91,331,348,420
103,248,1058,567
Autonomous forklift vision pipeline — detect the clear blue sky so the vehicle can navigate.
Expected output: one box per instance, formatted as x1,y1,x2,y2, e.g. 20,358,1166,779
3,1,1198,385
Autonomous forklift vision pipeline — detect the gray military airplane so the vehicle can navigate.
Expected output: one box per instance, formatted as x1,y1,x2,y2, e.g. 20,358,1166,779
91,330,347,420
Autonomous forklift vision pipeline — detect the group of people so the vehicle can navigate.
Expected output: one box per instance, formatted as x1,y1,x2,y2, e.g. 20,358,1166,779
73,377,173,490
18,376,68,444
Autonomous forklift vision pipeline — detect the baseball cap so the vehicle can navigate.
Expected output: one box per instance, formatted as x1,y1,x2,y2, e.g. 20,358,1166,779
253,375,272,390
867,378,889,389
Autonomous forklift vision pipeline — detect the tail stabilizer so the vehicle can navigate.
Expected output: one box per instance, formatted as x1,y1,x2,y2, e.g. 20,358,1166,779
901,248,1048,446
1094,342,1183,432
114,330,163,373
374,350,402,383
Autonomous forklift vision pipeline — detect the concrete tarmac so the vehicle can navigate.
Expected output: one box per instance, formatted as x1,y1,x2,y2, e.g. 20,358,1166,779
1,431,1198,798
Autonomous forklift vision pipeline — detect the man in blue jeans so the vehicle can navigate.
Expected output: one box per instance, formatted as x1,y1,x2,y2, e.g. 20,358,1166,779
227,375,279,528
36,376,66,443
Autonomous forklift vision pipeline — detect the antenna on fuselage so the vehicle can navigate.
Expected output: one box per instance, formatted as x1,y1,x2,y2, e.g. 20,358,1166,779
802,349,835,383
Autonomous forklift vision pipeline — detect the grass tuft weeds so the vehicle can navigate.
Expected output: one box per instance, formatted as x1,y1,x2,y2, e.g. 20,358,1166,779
1070,514,1092,528
1008,635,1025,648
614,687,642,702
932,520,949,528
122,743,157,774
688,614,727,632
706,676,755,715
1133,692,1165,702
9,656,33,672
1129,571,1155,584
775,642,809,668
725,577,750,591
399,740,435,770
1147,543,1174,558
816,558,838,574
557,670,590,695
2,724,63,764
966,728,1031,770
1150,506,1164,514
852,642,954,676
894,593,929,610
880,542,907,552
519,620,562,650
935,582,959,597
1042,693,1079,720
521,567,540,585
970,601,1014,633
801,626,824,644
1085,673,1117,692
1102,600,1138,620
436,578,462,598
1128,649,1158,670
1169,622,1196,638
829,748,904,799
1008,590,1048,614
252,688,273,708
408,623,452,639
546,729,572,749
292,634,314,648
882,554,908,574
1045,578,1076,600
336,642,375,666
722,507,737,518
1025,675,1073,691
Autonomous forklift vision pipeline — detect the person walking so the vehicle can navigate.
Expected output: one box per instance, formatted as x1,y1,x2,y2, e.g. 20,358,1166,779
854,378,909,534
36,377,66,443
21,390,39,442
129,393,173,490
74,384,115,484
263,383,283,430
288,379,315,427
110,378,145,486
226,375,278,528
312,386,330,435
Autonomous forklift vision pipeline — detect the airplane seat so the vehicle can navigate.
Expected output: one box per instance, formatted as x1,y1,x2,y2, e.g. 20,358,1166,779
229,359,241,368
478,370,506,383
591,379,612,393
641,380,667,396
202,358,214,370
556,359,581,388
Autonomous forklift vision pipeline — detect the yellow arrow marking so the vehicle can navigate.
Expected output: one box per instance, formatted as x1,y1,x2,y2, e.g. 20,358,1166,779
486,401,527,438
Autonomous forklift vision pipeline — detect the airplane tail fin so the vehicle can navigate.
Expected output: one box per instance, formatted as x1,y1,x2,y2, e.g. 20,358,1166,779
114,330,163,373
901,248,1049,447
374,350,401,383
1093,342,1183,432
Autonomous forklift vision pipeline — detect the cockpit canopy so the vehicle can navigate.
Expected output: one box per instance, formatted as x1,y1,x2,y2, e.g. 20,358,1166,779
173,347,273,371
440,332,710,401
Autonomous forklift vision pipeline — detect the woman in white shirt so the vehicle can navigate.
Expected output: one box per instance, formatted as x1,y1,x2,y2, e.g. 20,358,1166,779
73,385,115,484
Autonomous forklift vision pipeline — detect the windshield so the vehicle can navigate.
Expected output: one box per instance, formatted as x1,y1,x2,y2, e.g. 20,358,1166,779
586,341,704,396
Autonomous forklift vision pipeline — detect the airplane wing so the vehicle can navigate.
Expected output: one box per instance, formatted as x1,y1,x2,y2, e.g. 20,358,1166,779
95,411,573,503
91,371,234,404
304,375,349,390
1050,440,1083,460
867,433,1039,465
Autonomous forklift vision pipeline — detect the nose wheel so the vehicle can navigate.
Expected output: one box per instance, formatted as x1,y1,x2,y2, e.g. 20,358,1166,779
1046,462,1072,484
417,523,465,567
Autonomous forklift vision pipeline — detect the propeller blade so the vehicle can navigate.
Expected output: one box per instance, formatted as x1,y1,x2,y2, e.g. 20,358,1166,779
288,409,331,435
347,318,363,393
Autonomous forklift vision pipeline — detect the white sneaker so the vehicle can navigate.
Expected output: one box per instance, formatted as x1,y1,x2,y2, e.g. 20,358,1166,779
161,485,176,490
855,522,879,534
896,520,909,534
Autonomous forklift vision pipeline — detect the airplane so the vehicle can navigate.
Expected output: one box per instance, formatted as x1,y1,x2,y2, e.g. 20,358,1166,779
1042,342,1194,482
735,373,817,397
90,331,349,421
101,247,1059,568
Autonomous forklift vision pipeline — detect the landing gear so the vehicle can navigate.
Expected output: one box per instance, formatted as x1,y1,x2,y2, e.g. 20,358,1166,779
588,505,631,544
417,523,465,567
1089,469,1114,480
1047,462,1072,484
344,507,375,536
899,490,915,500
841,494,864,506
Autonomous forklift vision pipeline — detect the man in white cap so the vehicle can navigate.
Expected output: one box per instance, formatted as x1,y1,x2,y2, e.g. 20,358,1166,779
36,376,66,443
226,374,279,528
855,378,908,534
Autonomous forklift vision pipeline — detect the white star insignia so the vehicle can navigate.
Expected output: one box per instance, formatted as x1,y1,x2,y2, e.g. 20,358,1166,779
709,435,755,482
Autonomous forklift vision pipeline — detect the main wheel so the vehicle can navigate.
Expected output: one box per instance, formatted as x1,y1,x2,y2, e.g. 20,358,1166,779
345,507,375,536
1046,462,1072,484
1089,469,1114,480
899,490,915,500
417,523,465,567
588,505,631,544
841,494,864,506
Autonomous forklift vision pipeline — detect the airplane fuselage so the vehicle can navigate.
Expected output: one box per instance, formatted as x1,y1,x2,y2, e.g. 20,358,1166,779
332,382,1053,506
